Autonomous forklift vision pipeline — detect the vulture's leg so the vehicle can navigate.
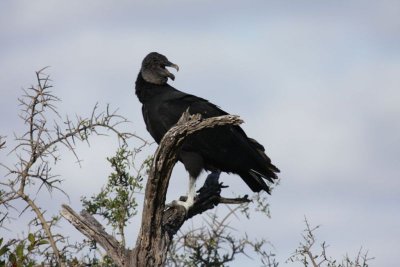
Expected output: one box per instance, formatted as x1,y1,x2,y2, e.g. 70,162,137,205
173,175,196,211
186,174,196,207
171,151,203,211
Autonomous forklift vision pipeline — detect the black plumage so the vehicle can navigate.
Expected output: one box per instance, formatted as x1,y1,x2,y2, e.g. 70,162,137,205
135,52,279,196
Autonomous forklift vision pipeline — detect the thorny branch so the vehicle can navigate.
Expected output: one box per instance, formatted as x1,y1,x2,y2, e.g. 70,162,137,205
287,217,374,267
0,68,143,265
0,136,5,150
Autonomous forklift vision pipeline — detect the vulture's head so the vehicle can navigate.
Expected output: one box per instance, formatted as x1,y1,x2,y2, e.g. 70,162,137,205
141,52,179,85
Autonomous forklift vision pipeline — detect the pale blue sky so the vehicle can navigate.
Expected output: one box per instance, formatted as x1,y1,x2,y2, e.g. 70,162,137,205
1,1,399,266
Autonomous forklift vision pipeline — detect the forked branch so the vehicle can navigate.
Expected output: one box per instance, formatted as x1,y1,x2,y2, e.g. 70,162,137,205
62,111,246,267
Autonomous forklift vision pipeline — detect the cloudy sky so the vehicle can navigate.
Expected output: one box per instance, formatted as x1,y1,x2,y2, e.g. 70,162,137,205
1,0,399,266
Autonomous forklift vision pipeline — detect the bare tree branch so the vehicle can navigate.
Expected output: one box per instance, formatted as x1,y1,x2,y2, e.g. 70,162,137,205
60,205,128,267
287,217,374,267
0,136,6,150
62,111,245,266
19,191,62,264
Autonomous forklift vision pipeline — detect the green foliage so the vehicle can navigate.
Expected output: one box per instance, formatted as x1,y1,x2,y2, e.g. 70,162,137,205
81,145,150,245
0,233,50,267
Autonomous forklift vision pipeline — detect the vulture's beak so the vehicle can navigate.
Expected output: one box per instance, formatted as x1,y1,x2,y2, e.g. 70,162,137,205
167,61,179,72
168,72,175,81
165,61,179,81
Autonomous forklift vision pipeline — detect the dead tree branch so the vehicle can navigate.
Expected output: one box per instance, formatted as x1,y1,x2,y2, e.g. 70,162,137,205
0,136,5,150
60,205,128,267
62,111,245,266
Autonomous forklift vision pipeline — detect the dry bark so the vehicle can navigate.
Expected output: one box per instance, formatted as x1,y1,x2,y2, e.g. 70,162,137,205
61,111,250,267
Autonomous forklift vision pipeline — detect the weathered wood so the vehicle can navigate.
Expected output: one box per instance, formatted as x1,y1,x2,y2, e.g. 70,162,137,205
131,112,243,266
62,112,246,267
61,205,129,267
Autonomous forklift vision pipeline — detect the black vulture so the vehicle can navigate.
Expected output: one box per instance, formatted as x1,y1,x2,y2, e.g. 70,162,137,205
135,52,279,210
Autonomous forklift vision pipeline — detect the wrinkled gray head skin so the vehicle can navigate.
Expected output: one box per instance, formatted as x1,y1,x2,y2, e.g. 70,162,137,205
141,52,179,85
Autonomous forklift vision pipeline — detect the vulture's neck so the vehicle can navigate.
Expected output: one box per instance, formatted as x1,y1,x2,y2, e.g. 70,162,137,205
135,73,168,103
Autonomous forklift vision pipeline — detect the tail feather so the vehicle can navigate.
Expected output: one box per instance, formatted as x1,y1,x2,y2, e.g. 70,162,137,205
250,168,276,183
248,137,280,174
236,137,279,194
239,171,271,194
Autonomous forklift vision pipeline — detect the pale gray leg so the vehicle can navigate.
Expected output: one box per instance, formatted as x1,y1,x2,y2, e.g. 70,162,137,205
186,175,196,206
173,175,196,211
